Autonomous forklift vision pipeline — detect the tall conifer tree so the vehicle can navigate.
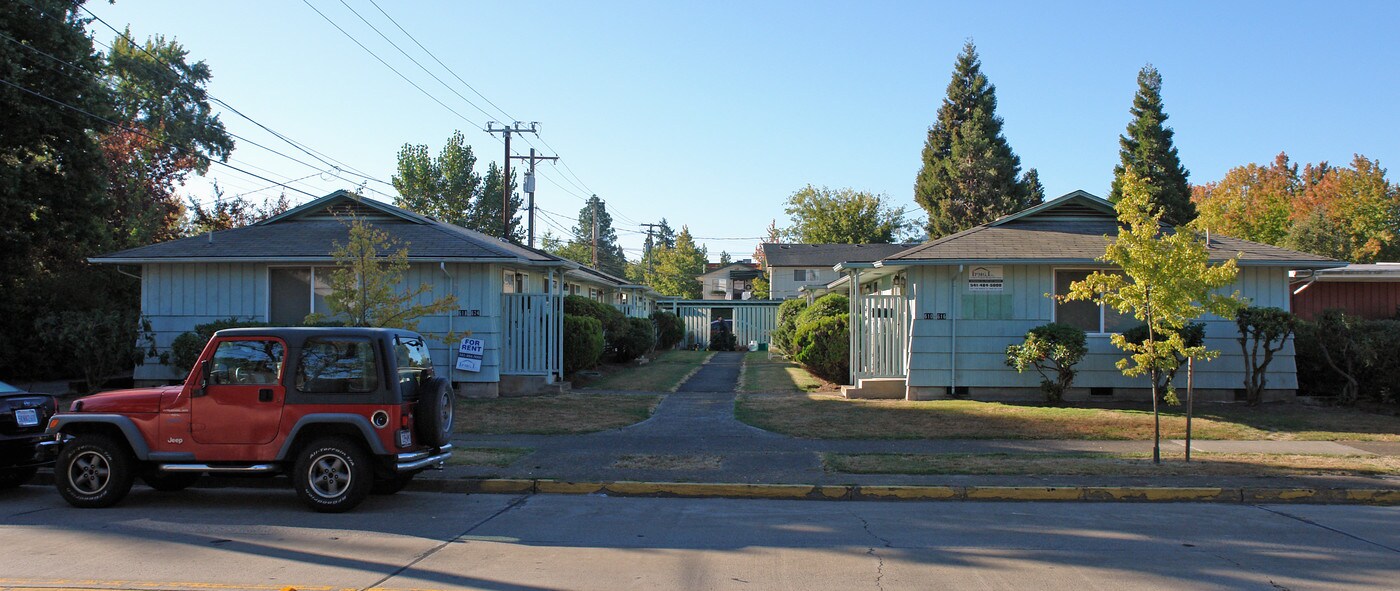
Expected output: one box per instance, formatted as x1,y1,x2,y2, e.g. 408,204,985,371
915,41,1037,238
1110,65,1195,226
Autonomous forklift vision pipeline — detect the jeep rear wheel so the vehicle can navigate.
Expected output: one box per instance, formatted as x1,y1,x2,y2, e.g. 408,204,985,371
141,470,201,492
415,377,454,447
56,434,135,508
293,437,371,513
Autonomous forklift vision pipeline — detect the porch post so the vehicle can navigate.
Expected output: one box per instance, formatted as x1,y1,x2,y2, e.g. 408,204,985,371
849,268,862,385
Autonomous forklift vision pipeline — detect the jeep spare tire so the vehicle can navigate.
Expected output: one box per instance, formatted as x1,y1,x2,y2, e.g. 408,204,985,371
415,376,454,447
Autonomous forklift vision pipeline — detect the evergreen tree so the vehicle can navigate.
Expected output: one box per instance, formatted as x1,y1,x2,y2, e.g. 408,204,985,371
1110,65,1195,226
1025,168,1045,205
471,161,523,242
914,41,1036,238
655,218,676,248
647,226,708,298
719,251,732,266
571,194,627,277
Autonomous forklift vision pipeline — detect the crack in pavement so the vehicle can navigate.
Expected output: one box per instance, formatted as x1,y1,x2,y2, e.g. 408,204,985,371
1252,505,1400,554
358,494,530,591
848,509,892,591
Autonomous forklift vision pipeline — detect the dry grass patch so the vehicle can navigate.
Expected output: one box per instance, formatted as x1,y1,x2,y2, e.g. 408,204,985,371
824,452,1400,477
740,352,830,393
583,350,713,391
457,393,661,435
446,447,533,467
736,394,1400,441
611,454,724,471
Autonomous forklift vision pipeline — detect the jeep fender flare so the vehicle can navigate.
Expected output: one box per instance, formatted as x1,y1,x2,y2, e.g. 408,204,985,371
46,414,152,460
276,414,388,460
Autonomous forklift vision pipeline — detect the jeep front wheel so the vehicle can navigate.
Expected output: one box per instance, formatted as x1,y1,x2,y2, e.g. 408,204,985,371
293,437,371,513
56,434,136,508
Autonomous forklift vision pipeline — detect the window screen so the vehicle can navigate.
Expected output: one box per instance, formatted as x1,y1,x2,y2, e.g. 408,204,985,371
1054,270,1104,333
793,269,807,282
296,337,379,393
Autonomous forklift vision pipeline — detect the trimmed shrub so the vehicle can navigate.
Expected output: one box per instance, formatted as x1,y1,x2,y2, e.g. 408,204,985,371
34,309,157,393
793,313,849,383
565,295,628,359
1005,322,1087,403
563,315,604,375
772,298,809,356
800,293,848,323
651,311,684,350
169,318,269,373
613,317,657,362
1298,311,1400,405
1235,306,1298,405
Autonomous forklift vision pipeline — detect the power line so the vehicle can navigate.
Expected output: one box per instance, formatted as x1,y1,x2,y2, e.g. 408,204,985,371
300,0,484,130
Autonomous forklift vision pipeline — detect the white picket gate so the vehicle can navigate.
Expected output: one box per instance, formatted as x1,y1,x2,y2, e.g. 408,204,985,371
501,293,562,376
855,295,909,379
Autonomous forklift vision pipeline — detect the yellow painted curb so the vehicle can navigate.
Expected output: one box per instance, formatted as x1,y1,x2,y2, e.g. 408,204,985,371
460,479,535,494
1084,487,1237,502
965,486,1082,501
454,479,1400,505
1344,489,1400,505
535,480,607,495
854,486,961,501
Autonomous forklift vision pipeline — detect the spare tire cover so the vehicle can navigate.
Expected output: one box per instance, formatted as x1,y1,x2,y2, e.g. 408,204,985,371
415,377,454,447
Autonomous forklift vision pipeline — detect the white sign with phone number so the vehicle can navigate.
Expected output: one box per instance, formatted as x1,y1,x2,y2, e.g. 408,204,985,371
456,338,484,372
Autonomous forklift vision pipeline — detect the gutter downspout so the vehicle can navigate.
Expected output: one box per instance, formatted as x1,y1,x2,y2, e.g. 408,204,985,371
951,264,962,396
439,262,457,385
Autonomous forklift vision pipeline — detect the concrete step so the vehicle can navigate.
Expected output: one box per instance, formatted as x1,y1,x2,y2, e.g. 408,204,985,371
841,377,906,399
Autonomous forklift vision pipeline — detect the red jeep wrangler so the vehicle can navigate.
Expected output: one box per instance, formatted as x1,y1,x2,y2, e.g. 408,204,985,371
44,327,454,512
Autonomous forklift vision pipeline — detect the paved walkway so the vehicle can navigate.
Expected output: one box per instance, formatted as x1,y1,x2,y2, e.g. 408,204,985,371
450,353,1400,488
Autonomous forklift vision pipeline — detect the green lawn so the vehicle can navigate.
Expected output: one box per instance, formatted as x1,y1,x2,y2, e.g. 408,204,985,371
584,350,713,391
823,452,1400,477
740,352,828,392
735,394,1400,441
457,392,661,434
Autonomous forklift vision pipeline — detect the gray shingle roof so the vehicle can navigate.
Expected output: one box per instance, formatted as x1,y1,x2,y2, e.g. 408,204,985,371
884,193,1342,268
92,191,562,264
761,243,915,268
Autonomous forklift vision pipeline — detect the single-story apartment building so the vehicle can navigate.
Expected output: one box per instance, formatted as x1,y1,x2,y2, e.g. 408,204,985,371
92,190,657,397
815,191,1343,402
695,261,762,300
761,243,913,300
1290,263,1400,320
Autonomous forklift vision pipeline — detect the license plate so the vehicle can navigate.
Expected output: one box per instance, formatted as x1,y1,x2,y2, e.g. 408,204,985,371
15,408,38,427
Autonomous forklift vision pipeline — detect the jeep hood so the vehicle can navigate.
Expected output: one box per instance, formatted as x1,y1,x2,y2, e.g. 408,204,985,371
73,386,180,414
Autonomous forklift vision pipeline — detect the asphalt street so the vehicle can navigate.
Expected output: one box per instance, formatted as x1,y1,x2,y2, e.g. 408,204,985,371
2,485,1397,590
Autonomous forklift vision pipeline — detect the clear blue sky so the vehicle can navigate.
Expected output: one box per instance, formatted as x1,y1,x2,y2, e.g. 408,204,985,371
86,0,1400,261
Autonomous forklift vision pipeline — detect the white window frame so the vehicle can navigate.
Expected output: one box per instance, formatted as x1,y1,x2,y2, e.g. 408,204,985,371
265,265,334,322
1050,267,1129,336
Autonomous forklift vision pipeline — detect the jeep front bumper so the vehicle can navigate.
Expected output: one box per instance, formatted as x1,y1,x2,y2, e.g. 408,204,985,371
396,443,452,472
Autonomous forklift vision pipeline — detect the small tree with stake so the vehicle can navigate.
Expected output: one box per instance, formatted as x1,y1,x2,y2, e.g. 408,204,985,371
307,214,459,336
1060,173,1242,463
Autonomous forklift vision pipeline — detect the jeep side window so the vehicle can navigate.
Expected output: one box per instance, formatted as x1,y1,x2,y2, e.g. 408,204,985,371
209,340,284,385
394,336,433,398
296,337,379,393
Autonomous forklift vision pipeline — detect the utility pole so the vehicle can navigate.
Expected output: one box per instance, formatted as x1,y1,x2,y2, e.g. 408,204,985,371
508,147,558,248
639,222,663,276
484,121,538,240
591,195,599,268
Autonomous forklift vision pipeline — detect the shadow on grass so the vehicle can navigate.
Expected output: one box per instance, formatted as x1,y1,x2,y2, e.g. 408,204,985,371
735,395,1400,441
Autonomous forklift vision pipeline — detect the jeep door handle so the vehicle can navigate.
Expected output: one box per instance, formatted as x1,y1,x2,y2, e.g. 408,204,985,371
258,389,273,402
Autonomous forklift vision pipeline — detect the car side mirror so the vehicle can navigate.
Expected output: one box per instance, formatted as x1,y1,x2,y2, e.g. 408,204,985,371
195,359,211,397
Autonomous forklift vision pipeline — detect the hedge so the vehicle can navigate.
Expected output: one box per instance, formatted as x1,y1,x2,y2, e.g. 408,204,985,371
169,317,269,373
651,311,684,350
792,313,849,383
563,315,604,374
613,317,657,362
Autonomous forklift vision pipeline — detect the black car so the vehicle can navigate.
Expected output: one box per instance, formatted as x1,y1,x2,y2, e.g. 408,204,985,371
1,380,57,488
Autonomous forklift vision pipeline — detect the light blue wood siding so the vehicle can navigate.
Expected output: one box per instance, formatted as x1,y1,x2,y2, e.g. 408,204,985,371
136,262,505,385
905,265,1298,391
